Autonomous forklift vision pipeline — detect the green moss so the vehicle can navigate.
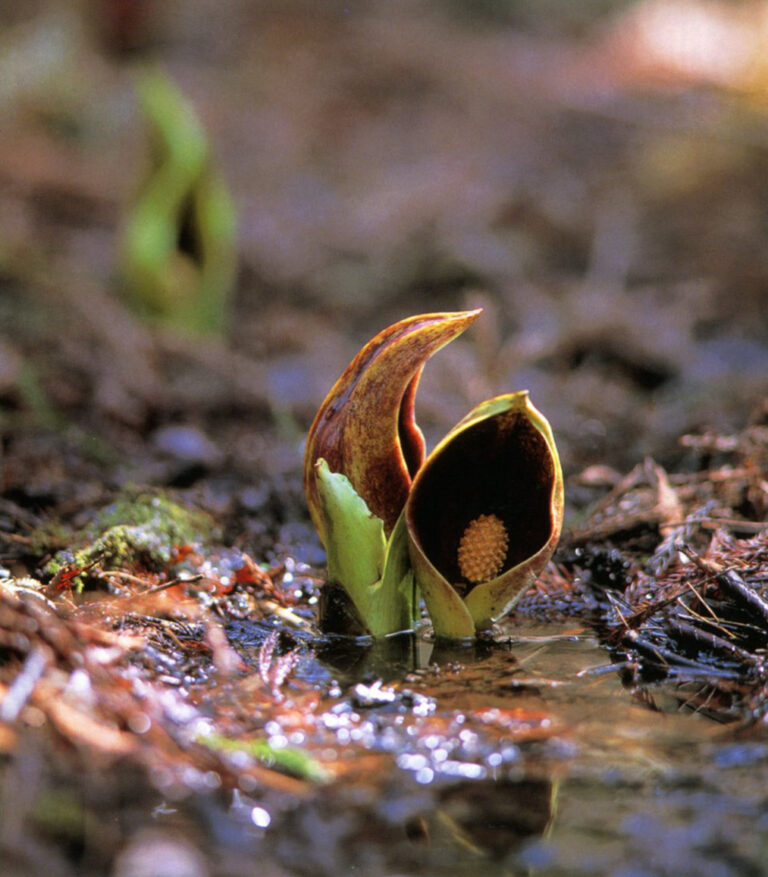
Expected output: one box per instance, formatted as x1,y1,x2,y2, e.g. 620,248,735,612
86,489,214,540
43,489,216,589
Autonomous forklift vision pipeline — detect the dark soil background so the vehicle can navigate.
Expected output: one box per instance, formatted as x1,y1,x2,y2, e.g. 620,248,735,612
2,2,768,876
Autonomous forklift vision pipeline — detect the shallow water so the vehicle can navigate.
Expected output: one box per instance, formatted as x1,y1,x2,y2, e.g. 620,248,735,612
488,626,768,877
223,618,768,876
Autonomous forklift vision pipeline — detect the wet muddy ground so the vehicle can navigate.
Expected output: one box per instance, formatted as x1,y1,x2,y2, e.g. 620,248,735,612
2,1,768,875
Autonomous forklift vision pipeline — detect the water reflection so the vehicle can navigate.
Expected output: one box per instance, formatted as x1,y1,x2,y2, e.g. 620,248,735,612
315,630,509,684
227,617,762,874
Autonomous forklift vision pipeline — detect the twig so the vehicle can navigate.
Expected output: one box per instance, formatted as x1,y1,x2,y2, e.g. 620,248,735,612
660,518,768,534
665,618,758,666
677,544,768,629
145,575,204,595
715,569,768,629
0,646,51,722
682,583,721,619
623,630,740,678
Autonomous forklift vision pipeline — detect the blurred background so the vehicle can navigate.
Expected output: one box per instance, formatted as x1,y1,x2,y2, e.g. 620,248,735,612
2,0,768,541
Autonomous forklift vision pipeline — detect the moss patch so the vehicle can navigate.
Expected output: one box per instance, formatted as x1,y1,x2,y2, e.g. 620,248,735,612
43,489,217,589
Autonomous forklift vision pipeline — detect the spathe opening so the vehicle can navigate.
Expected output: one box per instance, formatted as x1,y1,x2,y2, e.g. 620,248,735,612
407,412,554,592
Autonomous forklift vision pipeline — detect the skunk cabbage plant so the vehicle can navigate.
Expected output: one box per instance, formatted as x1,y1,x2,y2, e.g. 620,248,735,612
304,311,563,639
121,70,237,334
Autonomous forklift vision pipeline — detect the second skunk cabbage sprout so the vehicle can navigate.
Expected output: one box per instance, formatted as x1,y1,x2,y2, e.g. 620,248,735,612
304,310,563,640
120,70,237,335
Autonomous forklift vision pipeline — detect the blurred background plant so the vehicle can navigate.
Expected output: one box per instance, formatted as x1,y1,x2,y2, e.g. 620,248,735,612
120,69,237,335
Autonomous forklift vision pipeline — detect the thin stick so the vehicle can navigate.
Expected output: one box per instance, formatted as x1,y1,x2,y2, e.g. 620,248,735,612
678,544,768,629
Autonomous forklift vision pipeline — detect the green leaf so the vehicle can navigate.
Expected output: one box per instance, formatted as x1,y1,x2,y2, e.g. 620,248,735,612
379,511,419,627
315,459,413,636
198,733,327,783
